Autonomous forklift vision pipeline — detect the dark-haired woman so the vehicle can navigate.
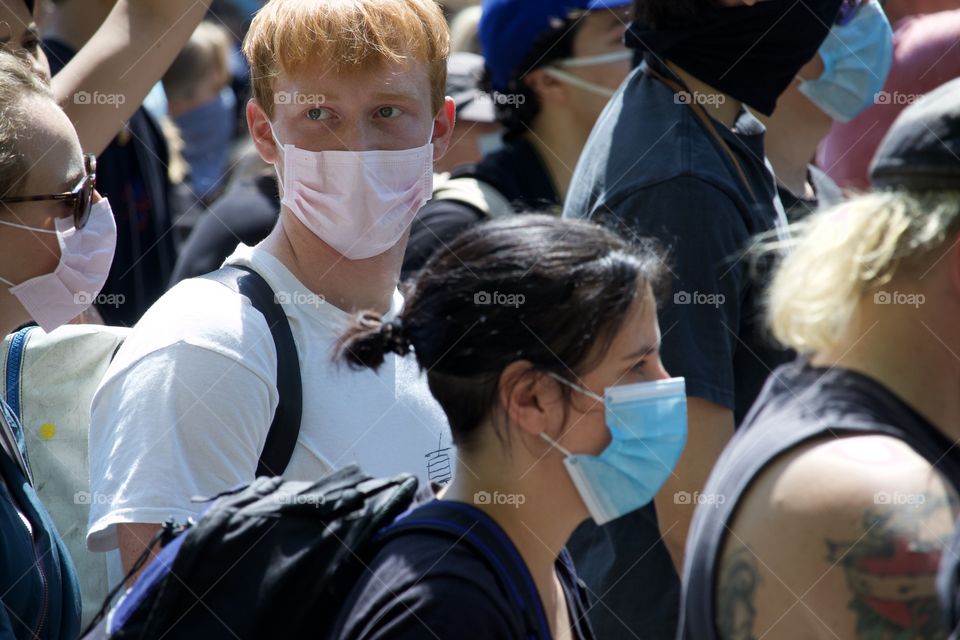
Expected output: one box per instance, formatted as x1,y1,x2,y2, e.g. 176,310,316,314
332,215,687,640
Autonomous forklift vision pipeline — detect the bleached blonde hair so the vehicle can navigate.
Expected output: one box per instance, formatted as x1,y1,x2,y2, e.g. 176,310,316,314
243,0,450,120
768,190,960,355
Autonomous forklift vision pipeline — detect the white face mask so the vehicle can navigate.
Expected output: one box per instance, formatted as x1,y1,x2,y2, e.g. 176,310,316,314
270,123,435,260
544,50,633,99
0,198,117,332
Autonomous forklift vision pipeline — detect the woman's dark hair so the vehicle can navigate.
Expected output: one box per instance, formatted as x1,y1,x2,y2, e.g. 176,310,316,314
338,215,666,451
481,16,581,143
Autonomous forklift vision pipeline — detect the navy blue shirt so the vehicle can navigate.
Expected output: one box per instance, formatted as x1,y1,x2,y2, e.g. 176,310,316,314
562,57,791,638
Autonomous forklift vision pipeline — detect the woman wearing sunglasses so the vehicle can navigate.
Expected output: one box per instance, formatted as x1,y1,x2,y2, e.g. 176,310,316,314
0,51,116,639
333,215,687,640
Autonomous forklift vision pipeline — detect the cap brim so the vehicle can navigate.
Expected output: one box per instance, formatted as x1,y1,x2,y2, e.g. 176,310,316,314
586,0,631,9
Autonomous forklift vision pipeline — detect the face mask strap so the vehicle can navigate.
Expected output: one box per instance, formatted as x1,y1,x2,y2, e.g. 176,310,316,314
543,67,617,99
553,50,633,68
0,275,14,287
539,432,574,457
547,371,604,402
0,218,58,235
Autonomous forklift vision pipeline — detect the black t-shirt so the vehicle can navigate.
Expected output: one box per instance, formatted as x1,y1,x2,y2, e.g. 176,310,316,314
680,358,960,640
402,138,559,279
561,56,792,638
169,173,280,286
333,501,595,640
43,39,177,327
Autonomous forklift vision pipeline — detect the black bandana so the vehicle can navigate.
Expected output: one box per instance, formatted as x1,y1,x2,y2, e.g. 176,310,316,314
626,0,844,116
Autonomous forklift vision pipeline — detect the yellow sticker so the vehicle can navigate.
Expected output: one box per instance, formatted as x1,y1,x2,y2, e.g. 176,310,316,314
39,423,56,440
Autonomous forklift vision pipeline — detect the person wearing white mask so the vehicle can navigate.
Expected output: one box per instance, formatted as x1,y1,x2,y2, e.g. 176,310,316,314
402,0,633,278
87,0,456,580
0,50,116,640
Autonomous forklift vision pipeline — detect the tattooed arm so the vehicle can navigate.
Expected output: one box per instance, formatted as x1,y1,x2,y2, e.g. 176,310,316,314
716,434,959,640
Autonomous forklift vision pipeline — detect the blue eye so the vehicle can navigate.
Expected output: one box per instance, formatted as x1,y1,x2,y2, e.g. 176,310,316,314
306,108,326,121
377,106,402,119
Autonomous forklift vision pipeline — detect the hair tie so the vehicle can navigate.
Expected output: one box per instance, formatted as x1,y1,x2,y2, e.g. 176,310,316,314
381,319,412,357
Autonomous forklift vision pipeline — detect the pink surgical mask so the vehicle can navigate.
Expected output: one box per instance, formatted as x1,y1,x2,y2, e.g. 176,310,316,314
0,198,117,331
270,123,435,260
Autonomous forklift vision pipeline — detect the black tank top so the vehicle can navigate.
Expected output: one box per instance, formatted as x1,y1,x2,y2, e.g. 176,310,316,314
679,358,960,640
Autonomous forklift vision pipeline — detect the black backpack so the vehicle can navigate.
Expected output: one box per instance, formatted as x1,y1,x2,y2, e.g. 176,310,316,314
83,468,555,639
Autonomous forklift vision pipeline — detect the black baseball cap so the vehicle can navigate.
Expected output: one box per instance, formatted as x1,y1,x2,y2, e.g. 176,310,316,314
870,77,960,191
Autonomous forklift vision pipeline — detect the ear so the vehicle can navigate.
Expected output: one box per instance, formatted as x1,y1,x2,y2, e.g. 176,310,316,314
431,97,457,161
498,361,566,442
247,99,280,166
523,68,571,108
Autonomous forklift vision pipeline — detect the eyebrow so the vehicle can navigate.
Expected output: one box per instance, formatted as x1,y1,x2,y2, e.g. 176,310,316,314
623,343,660,361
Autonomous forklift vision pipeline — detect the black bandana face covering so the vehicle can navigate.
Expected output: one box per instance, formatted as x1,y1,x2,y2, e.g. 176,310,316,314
626,0,845,116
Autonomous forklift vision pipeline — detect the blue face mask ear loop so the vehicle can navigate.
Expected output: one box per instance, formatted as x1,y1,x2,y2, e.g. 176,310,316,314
539,372,606,455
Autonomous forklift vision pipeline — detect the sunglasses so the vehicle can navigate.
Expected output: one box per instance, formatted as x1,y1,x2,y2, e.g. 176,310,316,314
0,153,97,230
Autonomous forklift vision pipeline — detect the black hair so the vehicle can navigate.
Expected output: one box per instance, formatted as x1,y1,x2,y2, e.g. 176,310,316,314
338,215,666,452
481,16,582,143
632,0,715,29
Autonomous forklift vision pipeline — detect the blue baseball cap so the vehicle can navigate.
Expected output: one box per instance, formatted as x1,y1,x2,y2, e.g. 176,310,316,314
480,0,631,92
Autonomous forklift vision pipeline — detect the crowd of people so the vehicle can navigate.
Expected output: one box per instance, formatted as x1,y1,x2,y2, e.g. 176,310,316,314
0,0,958,638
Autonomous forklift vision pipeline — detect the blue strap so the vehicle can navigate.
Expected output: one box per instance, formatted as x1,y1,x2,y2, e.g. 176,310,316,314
379,500,552,640
3,326,35,473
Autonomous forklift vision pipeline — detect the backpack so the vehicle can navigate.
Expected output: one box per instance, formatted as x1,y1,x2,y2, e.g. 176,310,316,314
83,467,554,640
0,264,301,627
432,169,515,221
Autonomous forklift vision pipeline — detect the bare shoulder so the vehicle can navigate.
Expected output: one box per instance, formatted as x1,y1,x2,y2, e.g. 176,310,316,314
715,434,959,640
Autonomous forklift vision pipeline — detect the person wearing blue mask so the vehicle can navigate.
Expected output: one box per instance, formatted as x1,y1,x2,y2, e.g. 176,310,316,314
764,0,894,220
402,0,633,278
334,215,685,640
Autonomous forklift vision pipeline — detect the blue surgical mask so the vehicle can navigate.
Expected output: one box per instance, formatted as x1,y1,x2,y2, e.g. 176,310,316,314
797,0,893,122
174,87,237,199
541,375,687,525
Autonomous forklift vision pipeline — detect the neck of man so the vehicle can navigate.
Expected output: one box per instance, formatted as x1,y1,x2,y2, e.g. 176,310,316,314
43,3,114,52
0,295,29,338
667,62,743,130
760,97,832,198
262,209,402,316
811,299,960,444
440,451,585,615
524,109,593,201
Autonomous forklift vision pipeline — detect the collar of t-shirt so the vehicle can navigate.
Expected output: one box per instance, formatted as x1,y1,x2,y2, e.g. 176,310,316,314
224,243,404,326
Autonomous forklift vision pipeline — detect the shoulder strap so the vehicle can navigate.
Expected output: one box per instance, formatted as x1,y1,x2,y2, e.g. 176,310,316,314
644,65,757,203
3,326,35,477
200,266,302,477
433,171,515,220
379,500,551,639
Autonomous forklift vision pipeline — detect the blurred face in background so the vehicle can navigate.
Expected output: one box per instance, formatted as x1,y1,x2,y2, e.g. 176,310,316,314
0,1,49,79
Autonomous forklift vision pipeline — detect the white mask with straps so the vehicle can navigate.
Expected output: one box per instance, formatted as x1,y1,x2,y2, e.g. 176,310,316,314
544,50,632,99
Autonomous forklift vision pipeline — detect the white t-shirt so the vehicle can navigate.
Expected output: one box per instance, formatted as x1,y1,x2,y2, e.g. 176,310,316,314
87,244,454,552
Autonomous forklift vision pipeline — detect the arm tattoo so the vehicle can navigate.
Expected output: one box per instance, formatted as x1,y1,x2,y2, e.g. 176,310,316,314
717,545,761,640
826,497,953,640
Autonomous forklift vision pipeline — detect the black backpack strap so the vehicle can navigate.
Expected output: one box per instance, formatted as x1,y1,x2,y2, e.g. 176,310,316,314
378,500,551,639
200,265,302,477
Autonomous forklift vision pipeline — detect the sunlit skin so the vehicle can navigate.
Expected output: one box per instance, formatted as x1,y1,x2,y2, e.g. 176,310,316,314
0,0,50,80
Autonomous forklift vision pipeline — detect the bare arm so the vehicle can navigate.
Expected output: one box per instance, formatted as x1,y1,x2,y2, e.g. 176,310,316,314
51,0,211,156
654,396,735,574
118,522,163,583
717,435,959,640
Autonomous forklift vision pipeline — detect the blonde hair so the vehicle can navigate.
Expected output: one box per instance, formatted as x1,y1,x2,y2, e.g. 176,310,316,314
767,190,960,355
162,21,232,101
243,0,450,120
0,51,53,199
